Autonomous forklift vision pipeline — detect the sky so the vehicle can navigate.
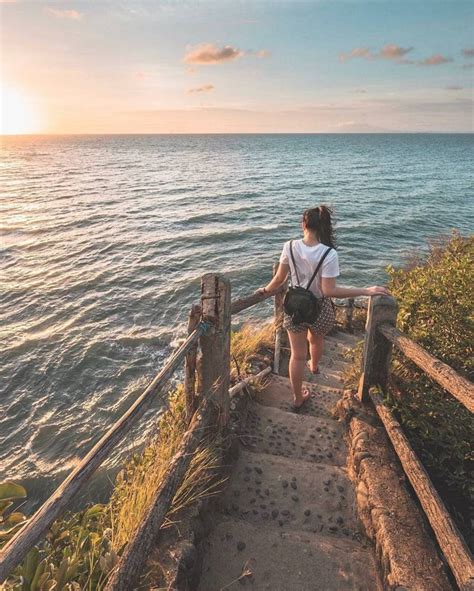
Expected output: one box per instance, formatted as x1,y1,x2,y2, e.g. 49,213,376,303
1,0,473,133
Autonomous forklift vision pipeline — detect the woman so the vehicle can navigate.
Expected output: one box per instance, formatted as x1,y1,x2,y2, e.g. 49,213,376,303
257,206,389,409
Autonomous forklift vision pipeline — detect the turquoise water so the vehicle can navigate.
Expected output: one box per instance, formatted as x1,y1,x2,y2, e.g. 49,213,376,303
1,133,473,507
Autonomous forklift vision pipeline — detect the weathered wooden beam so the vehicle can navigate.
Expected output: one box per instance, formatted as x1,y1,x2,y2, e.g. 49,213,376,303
358,295,398,402
228,366,272,397
105,394,217,591
272,261,288,375
230,284,285,315
370,389,474,591
184,304,202,423
0,325,206,583
198,273,231,427
377,323,474,414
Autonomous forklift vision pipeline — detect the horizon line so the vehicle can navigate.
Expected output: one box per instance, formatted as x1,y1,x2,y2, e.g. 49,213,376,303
2,131,474,137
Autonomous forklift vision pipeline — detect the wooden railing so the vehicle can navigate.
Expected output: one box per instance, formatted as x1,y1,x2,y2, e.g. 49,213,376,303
0,270,287,587
358,295,474,591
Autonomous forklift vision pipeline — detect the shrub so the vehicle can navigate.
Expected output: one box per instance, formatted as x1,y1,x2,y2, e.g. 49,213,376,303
386,232,473,548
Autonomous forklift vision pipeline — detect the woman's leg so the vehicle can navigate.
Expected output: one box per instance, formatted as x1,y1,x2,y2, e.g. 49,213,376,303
307,331,324,373
287,329,311,406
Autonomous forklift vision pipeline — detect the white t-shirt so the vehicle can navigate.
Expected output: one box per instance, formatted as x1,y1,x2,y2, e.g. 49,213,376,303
280,240,340,297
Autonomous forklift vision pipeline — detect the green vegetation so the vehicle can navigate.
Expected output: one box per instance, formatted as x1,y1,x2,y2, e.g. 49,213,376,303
386,233,473,547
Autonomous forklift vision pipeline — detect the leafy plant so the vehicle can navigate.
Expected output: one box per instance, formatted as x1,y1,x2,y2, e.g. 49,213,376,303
0,482,27,540
3,503,114,591
386,232,473,548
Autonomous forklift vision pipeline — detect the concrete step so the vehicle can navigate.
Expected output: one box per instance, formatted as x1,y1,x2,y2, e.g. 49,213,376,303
326,330,363,351
241,402,347,466
198,520,380,591
255,375,343,420
217,450,361,538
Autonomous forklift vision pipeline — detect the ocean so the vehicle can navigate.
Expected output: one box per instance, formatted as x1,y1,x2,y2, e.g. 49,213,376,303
1,133,473,509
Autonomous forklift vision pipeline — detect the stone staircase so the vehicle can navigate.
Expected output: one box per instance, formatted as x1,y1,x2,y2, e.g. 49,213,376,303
198,331,382,591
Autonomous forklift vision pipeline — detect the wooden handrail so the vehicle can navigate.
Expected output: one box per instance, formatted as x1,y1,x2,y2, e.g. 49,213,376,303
0,323,208,582
370,389,474,591
230,285,285,315
377,323,474,413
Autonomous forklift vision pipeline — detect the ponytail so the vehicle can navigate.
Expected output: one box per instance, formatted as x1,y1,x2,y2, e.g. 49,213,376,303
302,205,336,248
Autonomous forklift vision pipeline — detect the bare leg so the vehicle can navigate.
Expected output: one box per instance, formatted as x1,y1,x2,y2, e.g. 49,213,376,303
307,331,324,373
287,330,311,407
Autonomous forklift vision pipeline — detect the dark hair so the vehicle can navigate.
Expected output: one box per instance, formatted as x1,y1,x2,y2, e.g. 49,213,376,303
302,205,336,248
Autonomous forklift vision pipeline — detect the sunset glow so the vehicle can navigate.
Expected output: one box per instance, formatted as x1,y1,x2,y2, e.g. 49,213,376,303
0,86,44,135
0,1,473,133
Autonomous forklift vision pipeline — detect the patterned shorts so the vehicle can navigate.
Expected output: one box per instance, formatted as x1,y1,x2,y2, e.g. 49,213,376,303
283,297,335,335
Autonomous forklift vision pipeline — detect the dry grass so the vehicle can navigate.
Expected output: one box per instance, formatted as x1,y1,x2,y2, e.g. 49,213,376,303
230,322,274,378
342,339,364,390
110,385,224,552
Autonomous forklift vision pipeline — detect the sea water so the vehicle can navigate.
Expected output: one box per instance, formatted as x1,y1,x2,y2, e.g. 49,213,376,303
1,133,473,507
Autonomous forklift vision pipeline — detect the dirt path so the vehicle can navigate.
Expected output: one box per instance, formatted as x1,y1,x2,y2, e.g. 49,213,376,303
198,331,383,591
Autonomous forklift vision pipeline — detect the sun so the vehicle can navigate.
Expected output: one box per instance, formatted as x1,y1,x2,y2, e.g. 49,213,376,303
0,85,44,135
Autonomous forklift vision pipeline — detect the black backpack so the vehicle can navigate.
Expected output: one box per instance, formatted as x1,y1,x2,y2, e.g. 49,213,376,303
283,241,333,325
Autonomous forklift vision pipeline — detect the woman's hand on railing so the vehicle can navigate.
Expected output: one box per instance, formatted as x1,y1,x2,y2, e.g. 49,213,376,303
365,286,391,296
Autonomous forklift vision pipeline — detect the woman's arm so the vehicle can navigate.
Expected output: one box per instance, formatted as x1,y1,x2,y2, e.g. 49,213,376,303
321,277,390,298
257,263,290,294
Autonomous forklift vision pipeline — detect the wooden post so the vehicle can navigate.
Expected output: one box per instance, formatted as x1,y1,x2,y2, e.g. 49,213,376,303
184,304,201,423
345,298,354,332
197,273,231,427
272,261,289,377
358,295,398,402
273,262,286,375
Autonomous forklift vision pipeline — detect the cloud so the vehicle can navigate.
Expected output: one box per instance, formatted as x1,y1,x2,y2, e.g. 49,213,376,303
339,47,371,63
183,43,270,65
353,88,367,94
184,43,243,65
46,8,83,20
445,85,463,91
378,44,413,60
462,47,474,58
340,45,454,67
187,84,215,94
339,44,412,63
418,54,452,66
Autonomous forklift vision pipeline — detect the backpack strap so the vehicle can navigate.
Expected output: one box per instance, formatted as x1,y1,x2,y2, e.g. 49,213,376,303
288,240,301,287
306,246,333,291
